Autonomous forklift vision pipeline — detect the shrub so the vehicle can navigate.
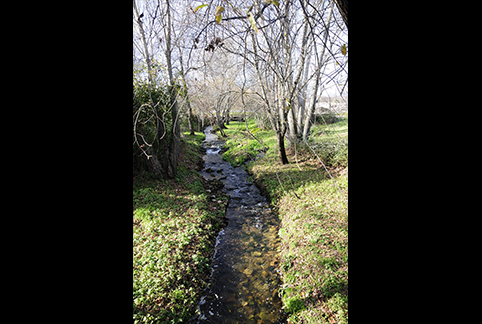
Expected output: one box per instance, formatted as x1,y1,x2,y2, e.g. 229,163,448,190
314,113,339,125
133,78,172,175
305,138,348,167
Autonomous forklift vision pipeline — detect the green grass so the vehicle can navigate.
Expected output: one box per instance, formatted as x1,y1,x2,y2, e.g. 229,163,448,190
220,119,348,323
310,116,348,141
221,117,348,169
221,119,277,167
305,117,348,168
133,132,228,324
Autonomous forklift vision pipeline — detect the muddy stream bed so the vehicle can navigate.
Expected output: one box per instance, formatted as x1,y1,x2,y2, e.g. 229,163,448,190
191,126,286,323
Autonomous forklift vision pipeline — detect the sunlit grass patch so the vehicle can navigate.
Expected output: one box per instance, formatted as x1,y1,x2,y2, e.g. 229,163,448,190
221,120,275,167
220,118,348,323
133,132,227,323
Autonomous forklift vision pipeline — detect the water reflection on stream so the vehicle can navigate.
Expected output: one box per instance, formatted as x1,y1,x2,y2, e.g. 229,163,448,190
192,126,286,323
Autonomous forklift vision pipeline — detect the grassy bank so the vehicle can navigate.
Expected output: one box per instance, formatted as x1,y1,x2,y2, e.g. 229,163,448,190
133,132,228,323
220,119,348,323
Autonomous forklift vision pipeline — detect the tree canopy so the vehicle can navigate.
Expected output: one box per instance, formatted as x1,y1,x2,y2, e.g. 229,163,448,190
133,0,348,176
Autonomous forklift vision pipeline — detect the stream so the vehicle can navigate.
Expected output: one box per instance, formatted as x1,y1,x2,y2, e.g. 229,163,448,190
192,126,286,323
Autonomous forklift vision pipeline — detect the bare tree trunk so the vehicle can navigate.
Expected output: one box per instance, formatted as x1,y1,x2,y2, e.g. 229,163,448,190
249,29,289,164
296,7,313,136
302,76,320,142
287,106,297,145
302,0,334,142
296,50,310,135
215,102,226,136
225,105,230,125
277,130,289,165
164,0,180,178
280,0,298,147
187,101,195,135
278,85,290,164
178,49,195,136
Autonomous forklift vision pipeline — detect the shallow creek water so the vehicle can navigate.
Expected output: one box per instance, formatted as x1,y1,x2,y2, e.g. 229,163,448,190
192,126,286,323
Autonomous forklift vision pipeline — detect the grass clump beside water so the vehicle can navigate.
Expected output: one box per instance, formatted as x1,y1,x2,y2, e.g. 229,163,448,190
221,119,272,167
220,118,348,324
133,131,228,324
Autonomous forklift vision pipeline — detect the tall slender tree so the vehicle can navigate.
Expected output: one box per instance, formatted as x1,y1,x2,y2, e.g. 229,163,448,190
163,0,180,178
